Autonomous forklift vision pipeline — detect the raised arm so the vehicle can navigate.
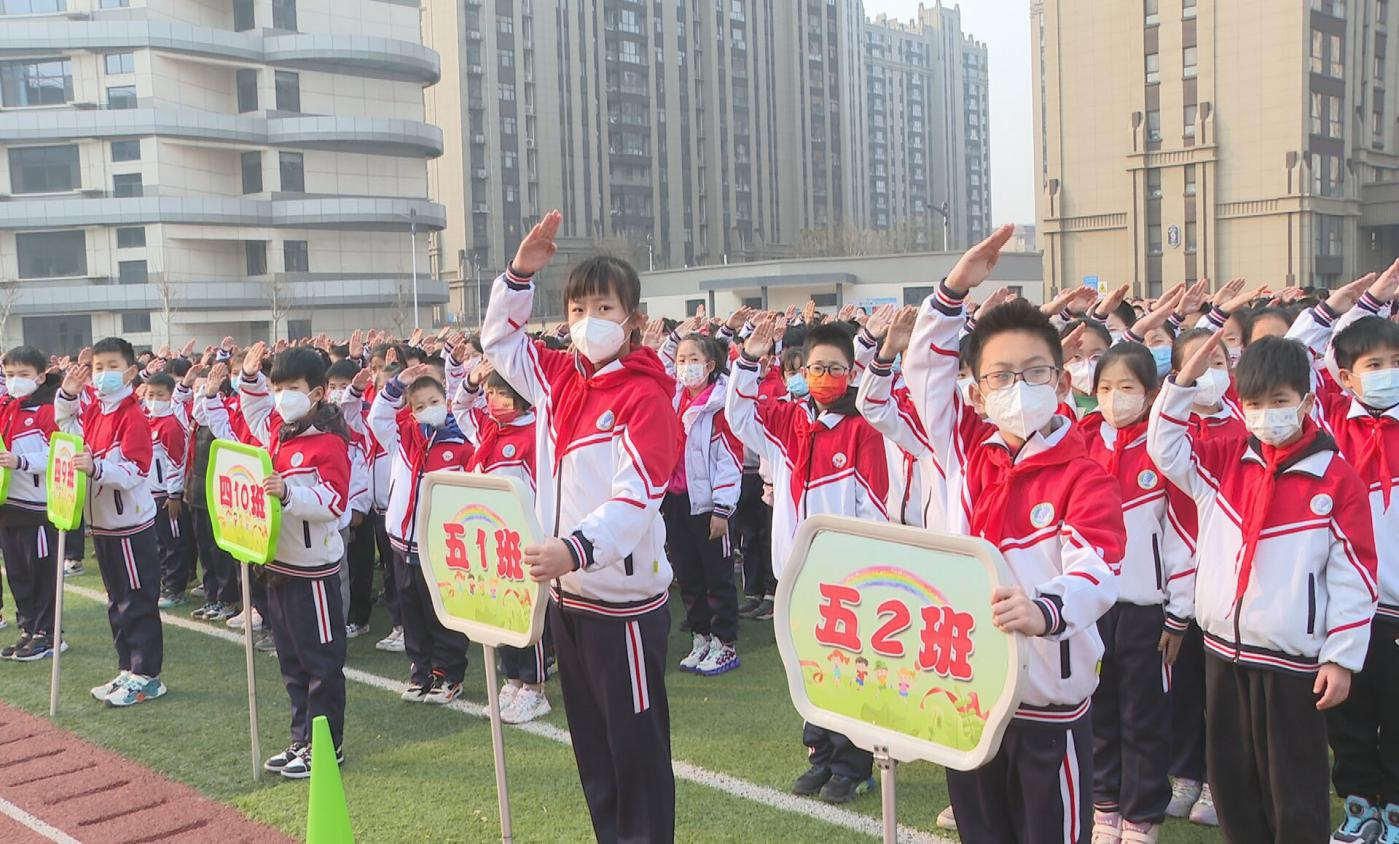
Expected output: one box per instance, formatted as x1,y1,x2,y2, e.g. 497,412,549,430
1147,331,1236,501
237,342,274,448
724,314,794,466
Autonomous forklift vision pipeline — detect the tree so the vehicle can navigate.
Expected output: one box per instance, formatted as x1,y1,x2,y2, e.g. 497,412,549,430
154,273,180,347
264,275,298,341
0,283,19,350
390,275,412,337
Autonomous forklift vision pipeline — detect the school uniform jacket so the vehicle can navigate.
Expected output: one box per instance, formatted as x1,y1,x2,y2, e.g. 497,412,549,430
672,377,743,518
55,386,156,535
725,353,890,577
452,383,538,496
481,269,681,616
0,386,57,526
904,284,1125,718
1148,379,1379,673
337,390,391,513
147,407,188,501
856,359,945,529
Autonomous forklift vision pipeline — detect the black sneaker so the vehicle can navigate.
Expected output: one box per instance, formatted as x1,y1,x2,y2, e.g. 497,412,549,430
264,742,309,772
819,774,861,804
792,765,832,796
13,634,64,662
753,598,775,621
737,596,763,617
2,632,33,659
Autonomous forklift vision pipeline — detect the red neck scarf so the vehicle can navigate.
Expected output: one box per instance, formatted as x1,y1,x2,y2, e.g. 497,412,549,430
1235,421,1325,604
1105,418,1148,481
969,427,1085,545
1355,411,1395,511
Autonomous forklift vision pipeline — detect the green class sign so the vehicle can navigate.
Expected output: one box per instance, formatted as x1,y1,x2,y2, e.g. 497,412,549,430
0,434,11,506
206,440,282,565
416,472,546,649
775,516,1028,770
46,432,87,531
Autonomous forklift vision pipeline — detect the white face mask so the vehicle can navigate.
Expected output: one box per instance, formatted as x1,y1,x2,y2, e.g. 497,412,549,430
1100,390,1146,429
415,404,448,429
957,377,975,403
1226,345,1243,368
570,316,627,364
675,362,710,389
1066,358,1097,394
328,388,344,405
1194,367,1230,407
983,381,1060,440
145,399,173,417
1244,404,1304,446
6,376,38,399
1358,368,1399,410
275,389,312,423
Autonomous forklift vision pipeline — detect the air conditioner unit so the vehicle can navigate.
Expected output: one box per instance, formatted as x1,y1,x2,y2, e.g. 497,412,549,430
80,187,106,197
71,101,99,110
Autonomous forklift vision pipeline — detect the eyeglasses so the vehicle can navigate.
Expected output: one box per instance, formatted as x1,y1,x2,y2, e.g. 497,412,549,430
806,364,851,377
979,365,1059,391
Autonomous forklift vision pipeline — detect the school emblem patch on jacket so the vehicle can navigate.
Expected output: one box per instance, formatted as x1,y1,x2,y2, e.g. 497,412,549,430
1310,494,1333,516
503,444,516,458
596,410,615,431
1137,470,1158,490
290,451,304,467
1030,502,1055,528
832,452,848,469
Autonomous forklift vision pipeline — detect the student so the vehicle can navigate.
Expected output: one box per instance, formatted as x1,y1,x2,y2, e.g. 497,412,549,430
56,337,167,707
0,347,63,661
1079,343,1194,843
188,355,247,625
145,373,194,609
483,211,680,843
899,225,1125,844
1061,319,1110,417
365,358,473,705
727,313,890,804
1148,333,1379,844
232,344,352,779
665,331,743,676
327,359,374,637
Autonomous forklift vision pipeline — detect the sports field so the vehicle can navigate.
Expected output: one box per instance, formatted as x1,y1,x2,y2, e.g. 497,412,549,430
0,566,1236,843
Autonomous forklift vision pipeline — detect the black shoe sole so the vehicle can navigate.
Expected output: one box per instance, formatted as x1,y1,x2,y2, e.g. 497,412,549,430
819,790,856,804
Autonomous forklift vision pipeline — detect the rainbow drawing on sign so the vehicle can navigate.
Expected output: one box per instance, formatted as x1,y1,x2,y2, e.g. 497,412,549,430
839,565,951,609
426,494,531,635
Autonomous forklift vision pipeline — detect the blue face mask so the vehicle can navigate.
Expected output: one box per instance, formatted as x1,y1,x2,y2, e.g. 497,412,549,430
93,370,125,396
786,373,809,398
1150,345,1173,376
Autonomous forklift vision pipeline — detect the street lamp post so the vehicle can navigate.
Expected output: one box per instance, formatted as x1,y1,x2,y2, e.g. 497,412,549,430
929,201,953,251
409,208,420,331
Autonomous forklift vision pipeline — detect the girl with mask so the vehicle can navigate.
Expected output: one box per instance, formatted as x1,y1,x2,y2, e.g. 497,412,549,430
1079,343,1195,844
1061,319,1111,417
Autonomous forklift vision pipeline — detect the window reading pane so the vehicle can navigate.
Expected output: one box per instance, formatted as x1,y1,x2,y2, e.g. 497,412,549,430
271,0,296,30
0,59,73,107
112,173,142,197
274,70,299,112
107,85,136,109
1183,0,1197,17
116,226,145,248
1148,225,1163,256
1146,109,1162,141
1147,168,1163,198
99,0,129,7
121,312,152,333
8,144,79,193
1145,52,1160,83
104,52,134,75
118,259,147,284
1185,222,1198,253
245,240,267,275
1183,46,1198,77
279,152,304,192
0,1,67,12
1184,164,1197,195
241,151,262,194
111,139,140,161
17,230,86,278
1145,0,1159,25
236,68,258,113
232,0,254,31
283,240,309,273
1184,104,1198,138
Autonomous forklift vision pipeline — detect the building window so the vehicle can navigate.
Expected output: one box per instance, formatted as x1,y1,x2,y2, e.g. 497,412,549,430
283,240,308,273
1183,0,1197,18
1145,52,1160,84
685,299,705,316
1147,168,1163,198
1312,0,1345,17
1315,214,1343,256
1145,0,1159,25
279,151,304,192
1148,225,1164,256
497,14,512,34
107,85,136,109
1376,101,1387,145
111,139,140,161
8,144,79,193
112,172,142,197
17,230,85,278
1376,38,1387,80
1185,222,1198,254
1146,109,1162,141
121,312,152,333
1,0,67,11
0,58,73,107
104,52,134,75
1312,152,1344,196
116,226,145,248
1185,164,1198,195
1184,104,1198,138
274,70,299,112
1183,46,1198,78
232,0,254,31
498,83,515,101
118,260,147,284
1381,0,1389,24
271,0,296,31
1310,31,1346,77
241,151,262,194
236,68,258,113
245,240,267,275
287,318,312,339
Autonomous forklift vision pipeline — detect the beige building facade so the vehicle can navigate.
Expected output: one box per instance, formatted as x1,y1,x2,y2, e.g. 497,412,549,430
1033,0,1399,297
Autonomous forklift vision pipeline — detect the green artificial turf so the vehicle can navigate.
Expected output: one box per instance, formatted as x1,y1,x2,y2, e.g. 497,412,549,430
0,565,1240,843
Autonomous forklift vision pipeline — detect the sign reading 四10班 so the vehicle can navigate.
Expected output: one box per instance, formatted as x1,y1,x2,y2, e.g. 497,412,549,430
775,516,1028,770
206,440,282,565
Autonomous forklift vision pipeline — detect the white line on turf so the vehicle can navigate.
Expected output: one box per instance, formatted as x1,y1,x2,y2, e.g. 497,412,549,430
0,794,83,844
61,583,952,844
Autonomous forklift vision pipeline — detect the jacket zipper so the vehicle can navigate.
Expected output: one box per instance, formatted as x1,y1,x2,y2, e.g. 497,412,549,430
1306,573,1316,635
1059,640,1071,679
1151,534,1163,592
303,520,313,549
1232,597,1244,664
113,489,124,516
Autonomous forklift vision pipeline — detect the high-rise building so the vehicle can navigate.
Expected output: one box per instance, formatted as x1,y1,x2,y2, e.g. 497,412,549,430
425,0,991,323
1033,0,1399,296
0,0,446,353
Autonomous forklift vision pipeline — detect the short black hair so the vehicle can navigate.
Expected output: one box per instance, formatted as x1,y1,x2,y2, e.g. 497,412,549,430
803,322,856,367
370,343,393,361
1171,327,1214,373
326,358,361,382
1333,315,1399,371
565,255,641,313
780,346,806,373
1060,318,1111,349
966,299,1063,377
269,347,328,390
145,372,176,393
330,343,350,360
92,337,136,368
676,334,730,384
407,375,445,401
1093,342,1159,393
1235,336,1310,401
167,357,192,378
1109,300,1137,328
2,345,47,372
1242,307,1295,345
958,334,974,368
484,370,529,411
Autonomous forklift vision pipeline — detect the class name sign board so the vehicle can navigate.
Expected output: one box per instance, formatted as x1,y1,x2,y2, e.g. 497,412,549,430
207,440,281,565
775,516,1027,770
46,432,87,531
416,472,546,649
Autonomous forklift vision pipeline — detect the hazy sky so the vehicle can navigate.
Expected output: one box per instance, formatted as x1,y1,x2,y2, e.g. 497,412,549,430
861,0,1035,226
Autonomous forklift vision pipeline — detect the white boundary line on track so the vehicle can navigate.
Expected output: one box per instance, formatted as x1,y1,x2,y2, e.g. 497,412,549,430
0,794,83,844
59,581,953,844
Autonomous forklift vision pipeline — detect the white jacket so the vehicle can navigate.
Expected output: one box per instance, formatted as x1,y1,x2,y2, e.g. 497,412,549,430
673,376,743,518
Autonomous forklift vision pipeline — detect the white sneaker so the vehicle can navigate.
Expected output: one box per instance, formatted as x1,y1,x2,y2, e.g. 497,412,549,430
496,683,522,711
91,670,130,701
1166,777,1202,818
936,805,957,831
1188,783,1218,827
1092,811,1122,844
679,633,711,672
501,688,551,724
696,639,739,676
375,627,405,652
226,608,263,631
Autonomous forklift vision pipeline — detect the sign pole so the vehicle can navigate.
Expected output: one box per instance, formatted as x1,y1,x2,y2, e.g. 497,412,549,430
48,531,67,718
875,748,896,844
482,645,514,843
240,560,261,782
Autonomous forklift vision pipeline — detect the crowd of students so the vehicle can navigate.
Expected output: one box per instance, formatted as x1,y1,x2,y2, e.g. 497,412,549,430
0,215,1396,844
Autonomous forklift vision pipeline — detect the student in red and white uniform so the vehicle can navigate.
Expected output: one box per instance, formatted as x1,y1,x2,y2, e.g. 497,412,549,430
144,373,194,609
326,359,374,638
899,226,1125,844
726,314,889,805
483,212,680,844
57,337,168,708
1078,343,1195,843
0,346,62,661
1149,333,1378,844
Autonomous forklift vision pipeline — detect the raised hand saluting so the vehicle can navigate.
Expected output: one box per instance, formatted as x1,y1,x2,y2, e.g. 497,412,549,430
512,210,562,275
